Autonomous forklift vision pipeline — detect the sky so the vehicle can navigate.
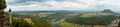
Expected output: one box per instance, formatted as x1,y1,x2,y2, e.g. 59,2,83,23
5,0,120,11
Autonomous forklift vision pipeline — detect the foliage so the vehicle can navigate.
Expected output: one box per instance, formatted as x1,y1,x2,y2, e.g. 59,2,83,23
12,12,55,27
65,13,118,25
0,0,7,10
12,18,35,27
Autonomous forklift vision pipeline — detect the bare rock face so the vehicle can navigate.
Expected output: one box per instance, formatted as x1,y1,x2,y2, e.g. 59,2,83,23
102,9,114,13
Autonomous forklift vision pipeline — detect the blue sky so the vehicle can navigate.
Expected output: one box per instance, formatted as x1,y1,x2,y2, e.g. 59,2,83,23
5,0,120,11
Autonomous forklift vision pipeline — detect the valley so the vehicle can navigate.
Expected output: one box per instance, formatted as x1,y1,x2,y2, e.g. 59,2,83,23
12,10,120,27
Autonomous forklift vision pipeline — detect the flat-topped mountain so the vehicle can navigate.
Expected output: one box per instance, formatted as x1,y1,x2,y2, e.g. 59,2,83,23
102,9,114,13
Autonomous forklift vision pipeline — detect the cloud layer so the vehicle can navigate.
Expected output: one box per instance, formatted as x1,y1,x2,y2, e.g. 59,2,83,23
5,0,120,11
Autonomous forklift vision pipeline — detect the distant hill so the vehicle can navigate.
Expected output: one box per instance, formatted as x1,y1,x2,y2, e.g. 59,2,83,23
102,9,114,13
65,9,120,25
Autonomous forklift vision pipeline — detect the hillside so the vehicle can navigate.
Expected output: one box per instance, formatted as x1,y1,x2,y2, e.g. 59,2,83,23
65,12,119,25
12,18,35,27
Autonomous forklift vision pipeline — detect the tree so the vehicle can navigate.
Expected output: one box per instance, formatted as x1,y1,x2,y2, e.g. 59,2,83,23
0,0,7,10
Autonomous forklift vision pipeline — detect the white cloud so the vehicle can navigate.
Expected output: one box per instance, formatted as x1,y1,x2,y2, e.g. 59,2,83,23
6,0,15,2
45,1,89,10
6,0,90,11
5,0,120,11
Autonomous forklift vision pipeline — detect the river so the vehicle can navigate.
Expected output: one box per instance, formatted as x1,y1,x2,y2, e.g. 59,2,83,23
54,21,62,27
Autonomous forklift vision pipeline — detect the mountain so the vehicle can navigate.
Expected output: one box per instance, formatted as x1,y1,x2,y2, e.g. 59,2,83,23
102,9,114,13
